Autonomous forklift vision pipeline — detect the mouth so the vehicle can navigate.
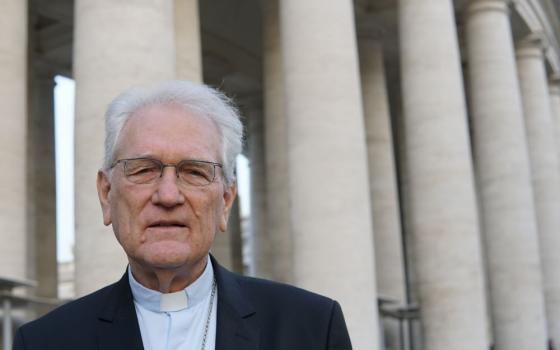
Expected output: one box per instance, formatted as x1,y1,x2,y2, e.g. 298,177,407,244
148,220,187,229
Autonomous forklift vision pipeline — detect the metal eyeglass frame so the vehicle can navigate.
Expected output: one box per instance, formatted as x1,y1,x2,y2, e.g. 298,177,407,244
110,157,223,186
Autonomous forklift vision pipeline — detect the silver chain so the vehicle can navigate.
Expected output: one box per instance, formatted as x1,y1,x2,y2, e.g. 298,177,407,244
200,278,217,350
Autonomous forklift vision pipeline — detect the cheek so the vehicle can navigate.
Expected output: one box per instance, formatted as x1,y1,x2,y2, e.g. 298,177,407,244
109,186,146,242
191,191,224,235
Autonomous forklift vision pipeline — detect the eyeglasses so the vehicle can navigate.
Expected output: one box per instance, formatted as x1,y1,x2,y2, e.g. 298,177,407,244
110,157,223,186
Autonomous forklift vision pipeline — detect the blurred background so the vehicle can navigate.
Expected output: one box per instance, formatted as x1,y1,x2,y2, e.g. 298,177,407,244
1,0,560,349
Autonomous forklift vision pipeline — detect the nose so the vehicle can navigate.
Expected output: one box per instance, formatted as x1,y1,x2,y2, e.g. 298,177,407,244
151,167,185,207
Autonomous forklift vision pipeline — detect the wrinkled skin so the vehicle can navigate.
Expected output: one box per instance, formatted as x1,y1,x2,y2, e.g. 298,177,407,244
97,103,236,292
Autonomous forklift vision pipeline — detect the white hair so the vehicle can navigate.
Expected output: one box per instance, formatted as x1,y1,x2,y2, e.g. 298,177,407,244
103,80,243,185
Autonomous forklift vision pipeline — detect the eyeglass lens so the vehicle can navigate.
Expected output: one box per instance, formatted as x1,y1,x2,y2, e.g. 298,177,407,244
123,158,216,186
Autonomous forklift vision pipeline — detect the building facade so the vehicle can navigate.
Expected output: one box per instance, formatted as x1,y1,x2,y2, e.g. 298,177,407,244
1,0,560,349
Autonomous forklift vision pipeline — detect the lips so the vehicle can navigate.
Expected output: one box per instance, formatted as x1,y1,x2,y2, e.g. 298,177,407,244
148,220,186,228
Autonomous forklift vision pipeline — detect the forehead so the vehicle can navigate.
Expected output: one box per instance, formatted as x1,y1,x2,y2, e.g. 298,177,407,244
116,103,221,161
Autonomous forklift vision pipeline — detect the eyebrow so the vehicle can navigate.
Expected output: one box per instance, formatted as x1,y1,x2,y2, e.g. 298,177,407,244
120,155,220,164
124,153,156,159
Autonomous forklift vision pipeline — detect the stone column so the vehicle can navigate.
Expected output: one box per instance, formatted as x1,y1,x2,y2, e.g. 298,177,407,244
211,224,233,270
279,1,379,348
465,1,548,349
28,71,58,300
210,175,243,273
247,107,272,279
174,0,202,81
358,38,406,350
227,196,244,274
550,76,560,161
392,88,422,350
74,0,175,295
0,0,27,281
400,0,489,349
516,37,560,349
262,0,293,284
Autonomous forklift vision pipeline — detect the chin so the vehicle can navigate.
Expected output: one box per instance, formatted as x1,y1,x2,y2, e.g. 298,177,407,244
140,254,187,269
140,244,193,269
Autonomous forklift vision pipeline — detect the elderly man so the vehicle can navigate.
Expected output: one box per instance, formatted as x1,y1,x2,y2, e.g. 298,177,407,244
13,81,352,350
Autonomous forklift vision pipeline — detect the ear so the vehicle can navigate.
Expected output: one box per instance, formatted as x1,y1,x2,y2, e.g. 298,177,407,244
96,170,113,226
219,183,237,232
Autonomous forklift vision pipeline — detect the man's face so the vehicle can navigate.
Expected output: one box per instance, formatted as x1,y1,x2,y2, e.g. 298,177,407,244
97,103,236,271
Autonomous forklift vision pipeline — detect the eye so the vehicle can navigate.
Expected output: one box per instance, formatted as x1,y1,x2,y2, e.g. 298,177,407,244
127,163,158,175
180,164,210,178
124,159,161,183
187,169,205,177
178,161,214,185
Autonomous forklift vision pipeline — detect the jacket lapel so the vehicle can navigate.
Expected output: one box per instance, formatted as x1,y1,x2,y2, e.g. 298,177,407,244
212,256,260,350
96,271,144,350
93,259,259,350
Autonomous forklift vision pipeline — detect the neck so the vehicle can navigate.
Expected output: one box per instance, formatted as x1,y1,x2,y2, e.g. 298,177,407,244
128,256,208,293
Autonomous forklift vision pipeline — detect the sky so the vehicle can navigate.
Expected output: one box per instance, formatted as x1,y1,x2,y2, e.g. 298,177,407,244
53,76,251,263
54,76,75,263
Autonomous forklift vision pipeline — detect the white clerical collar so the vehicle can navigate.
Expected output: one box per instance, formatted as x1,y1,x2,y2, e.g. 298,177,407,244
128,258,214,313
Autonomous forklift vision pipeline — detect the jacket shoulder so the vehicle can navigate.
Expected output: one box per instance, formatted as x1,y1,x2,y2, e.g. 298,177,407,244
14,282,118,349
236,274,336,311
226,273,352,349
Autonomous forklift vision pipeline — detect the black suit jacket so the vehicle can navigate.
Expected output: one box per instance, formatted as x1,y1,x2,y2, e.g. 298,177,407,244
13,257,353,349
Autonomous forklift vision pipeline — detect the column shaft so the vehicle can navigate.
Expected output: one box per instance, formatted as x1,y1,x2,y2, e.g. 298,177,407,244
28,72,58,299
0,0,27,280
211,157,242,273
359,39,406,350
466,1,548,349
211,225,233,270
74,0,175,295
360,40,406,303
394,85,422,349
399,0,489,349
262,0,293,283
174,0,202,81
280,0,379,348
517,40,560,348
550,77,560,163
248,109,272,278
227,197,244,274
